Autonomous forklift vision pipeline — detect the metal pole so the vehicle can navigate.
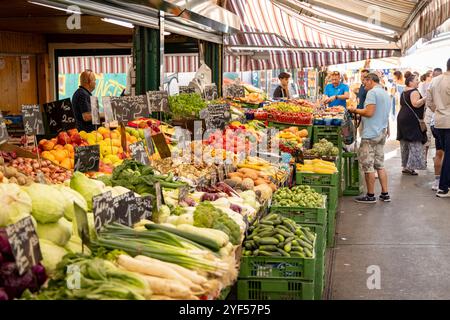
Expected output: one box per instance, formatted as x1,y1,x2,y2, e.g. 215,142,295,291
159,11,165,91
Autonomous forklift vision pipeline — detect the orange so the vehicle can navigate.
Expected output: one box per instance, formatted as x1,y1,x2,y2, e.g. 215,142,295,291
110,132,119,139
64,144,74,153
54,149,68,163
112,139,121,147
60,158,72,170
54,144,64,150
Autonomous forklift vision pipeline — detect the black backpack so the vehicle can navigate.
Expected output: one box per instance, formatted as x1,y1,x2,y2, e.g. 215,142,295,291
341,110,356,145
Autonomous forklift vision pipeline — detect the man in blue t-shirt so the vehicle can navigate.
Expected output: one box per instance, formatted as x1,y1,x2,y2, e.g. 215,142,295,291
348,73,392,204
323,71,350,108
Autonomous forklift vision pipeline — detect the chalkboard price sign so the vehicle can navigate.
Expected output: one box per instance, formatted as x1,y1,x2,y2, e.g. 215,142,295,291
43,98,76,133
147,91,169,113
102,96,114,124
0,111,9,144
179,86,196,94
203,84,218,101
129,141,149,165
90,96,101,125
200,104,231,130
21,105,44,135
152,133,171,159
93,191,115,233
6,216,42,275
225,84,245,98
110,95,149,123
136,195,152,221
74,145,100,173
114,191,138,227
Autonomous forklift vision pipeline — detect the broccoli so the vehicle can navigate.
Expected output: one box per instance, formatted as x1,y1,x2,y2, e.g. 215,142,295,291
193,202,241,245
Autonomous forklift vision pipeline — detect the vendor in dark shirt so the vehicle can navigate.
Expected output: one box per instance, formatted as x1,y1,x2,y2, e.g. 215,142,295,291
71,70,96,132
357,69,370,109
273,72,291,99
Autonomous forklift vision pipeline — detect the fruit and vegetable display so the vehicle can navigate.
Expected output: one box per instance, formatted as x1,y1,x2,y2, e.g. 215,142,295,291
242,214,316,258
304,138,340,158
276,127,309,155
272,186,324,208
169,93,207,120
264,101,314,114
296,159,338,174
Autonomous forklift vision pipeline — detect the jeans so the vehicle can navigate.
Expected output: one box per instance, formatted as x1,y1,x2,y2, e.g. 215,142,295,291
438,128,450,192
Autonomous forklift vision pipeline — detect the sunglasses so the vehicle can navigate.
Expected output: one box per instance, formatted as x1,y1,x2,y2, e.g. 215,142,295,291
331,71,340,76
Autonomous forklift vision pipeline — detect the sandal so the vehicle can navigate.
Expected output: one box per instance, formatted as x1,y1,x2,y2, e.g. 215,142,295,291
402,169,418,175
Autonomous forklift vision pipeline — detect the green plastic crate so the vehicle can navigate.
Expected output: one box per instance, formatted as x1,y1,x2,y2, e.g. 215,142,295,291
270,196,327,225
315,253,326,300
268,122,313,137
342,152,363,196
239,255,315,281
309,186,338,212
313,126,343,149
237,279,315,300
296,171,339,187
308,186,338,248
327,203,338,248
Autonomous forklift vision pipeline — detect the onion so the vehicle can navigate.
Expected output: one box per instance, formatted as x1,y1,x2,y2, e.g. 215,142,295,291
32,162,40,170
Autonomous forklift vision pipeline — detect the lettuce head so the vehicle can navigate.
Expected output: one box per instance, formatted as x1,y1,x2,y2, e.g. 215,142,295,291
22,184,65,224
0,183,32,227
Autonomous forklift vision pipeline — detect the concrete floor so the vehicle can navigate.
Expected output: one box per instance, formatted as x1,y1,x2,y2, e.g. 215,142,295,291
326,141,450,300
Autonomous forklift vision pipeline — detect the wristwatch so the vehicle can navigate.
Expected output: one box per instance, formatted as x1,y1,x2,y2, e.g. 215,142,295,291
335,95,338,100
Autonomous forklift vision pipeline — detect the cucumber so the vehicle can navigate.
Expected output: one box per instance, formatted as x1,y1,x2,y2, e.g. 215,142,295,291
303,229,316,243
259,250,282,257
244,250,252,256
277,248,290,257
258,230,277,238
272,218,283,225
282,219,297,233
284,241,292,253
252,249,259,256
257,237,280,245
253,236,261,243
244,242,253,250
274,234,285,243
277,225,292,233
300,235,313,246
277,242,285,248
260,220,274,226
263,213,279,221
291,245,304,252
298,239,313,250
276,229,294,238
292,240,299,246
291,251,306,258
258,245,278,251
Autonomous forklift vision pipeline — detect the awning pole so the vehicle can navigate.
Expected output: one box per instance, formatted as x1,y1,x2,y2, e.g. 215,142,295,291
159,10,165,91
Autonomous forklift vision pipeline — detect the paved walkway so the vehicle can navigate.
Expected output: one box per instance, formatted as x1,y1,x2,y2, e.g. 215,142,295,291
326,141,450,300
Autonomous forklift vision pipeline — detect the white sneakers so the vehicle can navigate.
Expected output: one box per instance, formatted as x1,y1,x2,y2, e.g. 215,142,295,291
432,180,439,191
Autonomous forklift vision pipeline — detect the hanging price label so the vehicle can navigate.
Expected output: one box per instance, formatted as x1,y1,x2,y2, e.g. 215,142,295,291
146,90,169,113
21,104,44,135
43,98,76,133
136,195,153,221
74,145,100,173
114,191,139,227
5,216,42,275
93,191,115,233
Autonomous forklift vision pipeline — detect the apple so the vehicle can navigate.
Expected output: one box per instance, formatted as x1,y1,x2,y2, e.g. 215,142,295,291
42,141,55,151
38,139,48,147
71,133,82,145
57,132,71,146
67,128,79,136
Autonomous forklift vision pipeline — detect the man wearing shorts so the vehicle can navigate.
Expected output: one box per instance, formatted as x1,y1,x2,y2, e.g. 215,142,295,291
348,73,392,203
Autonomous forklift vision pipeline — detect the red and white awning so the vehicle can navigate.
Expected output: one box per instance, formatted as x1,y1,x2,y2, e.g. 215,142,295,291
164,54,199,73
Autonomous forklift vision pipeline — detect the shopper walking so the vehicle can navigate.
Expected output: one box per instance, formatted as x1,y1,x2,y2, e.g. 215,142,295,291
347,73,391,203
397,74,428,175
420,71,433,161
427,59,450,197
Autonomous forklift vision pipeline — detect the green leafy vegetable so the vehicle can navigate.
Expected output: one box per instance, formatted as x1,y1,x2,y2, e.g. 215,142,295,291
169,93,206,120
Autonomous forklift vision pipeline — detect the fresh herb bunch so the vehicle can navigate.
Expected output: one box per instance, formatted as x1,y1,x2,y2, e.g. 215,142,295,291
169,93,206,120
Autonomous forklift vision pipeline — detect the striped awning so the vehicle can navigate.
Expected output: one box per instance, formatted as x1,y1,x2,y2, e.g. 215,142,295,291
225,49,400,72
401,0,450,51
58,55,199,74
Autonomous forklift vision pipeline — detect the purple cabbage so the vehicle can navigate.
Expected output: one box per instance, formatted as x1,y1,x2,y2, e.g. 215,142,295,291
32,264,48,287
201,192,222,202
0,229,12,256
230,204,242,214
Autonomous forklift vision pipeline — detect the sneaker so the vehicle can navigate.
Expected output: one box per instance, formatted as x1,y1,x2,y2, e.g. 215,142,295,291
432,181,439,191
436,190,450,198
354,195,377,203
379,194,391,202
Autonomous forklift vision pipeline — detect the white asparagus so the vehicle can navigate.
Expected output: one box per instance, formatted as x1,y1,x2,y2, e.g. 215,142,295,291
142,275,193,299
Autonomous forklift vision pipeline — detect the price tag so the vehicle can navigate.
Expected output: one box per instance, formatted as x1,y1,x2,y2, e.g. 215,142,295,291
136,195,153,221
5,216,42,275
0,111,9,144
21,104,44,135
178,186,189,203
93,191,115,233
74,202,90,248
102,96,114,124
154,181,164,211
152,133,171,159
90,96,101,125
74,145,100,173
143,128,155,156
129,141,149,165
225,84,245,98
146,90,169,113
110,95,149,123
203,84,218,101
179,86,196,94
114,191,139,227
217,165,225,182
43,98,76,133
200,104,231,130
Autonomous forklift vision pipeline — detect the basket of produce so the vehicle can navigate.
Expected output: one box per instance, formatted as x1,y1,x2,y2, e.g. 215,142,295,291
296,159,339,187
270,186,327,225
240,214,316,280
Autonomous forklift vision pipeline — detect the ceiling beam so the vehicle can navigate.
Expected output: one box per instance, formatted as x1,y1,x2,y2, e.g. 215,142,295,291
402,0,431,29
273,0,399,43
292,0,405,33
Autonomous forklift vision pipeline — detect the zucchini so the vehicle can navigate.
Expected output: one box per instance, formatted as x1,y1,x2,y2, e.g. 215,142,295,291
253,236,261,243
243,250,252,256
277,248,290,257
276,229,294,238
257,237,279,245
263,213,279,221
282,219,297,233
298,239,313,250
292,240,299,246
244,242,253,250
277,225,292,233
277,242,285,248
272,218,283,225
259,245,278,251
260,220,274,226
291,245,304,252
303,229,316,243
274,234,285,243
258,230,276,238
300,235,313,246
252,249,259,256
145,223,221,251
